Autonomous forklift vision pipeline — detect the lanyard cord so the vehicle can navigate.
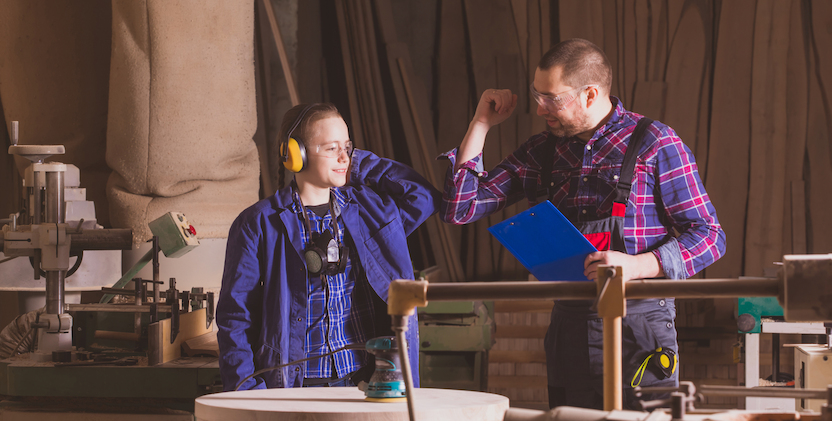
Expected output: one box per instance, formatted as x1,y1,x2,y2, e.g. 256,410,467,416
296,188,342,250
631,353,653,387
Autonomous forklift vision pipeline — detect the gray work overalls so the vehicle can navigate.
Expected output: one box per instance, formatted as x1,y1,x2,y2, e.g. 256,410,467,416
539,118,679,410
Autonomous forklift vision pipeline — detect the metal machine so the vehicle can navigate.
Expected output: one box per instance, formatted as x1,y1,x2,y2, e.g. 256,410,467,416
0,122,220,418
1,121,133,361
418,300,494,392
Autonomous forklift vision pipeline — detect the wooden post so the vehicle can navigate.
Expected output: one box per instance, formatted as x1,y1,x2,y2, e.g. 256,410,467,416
596,265,625,411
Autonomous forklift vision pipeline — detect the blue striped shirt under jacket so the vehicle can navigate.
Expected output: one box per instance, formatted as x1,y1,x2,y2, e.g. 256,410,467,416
291,187,376,380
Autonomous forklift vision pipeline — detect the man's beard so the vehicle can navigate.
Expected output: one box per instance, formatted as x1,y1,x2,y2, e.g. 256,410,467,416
550,110,594,138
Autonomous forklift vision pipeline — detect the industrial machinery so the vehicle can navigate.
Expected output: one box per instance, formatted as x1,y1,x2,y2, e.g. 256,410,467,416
1,121,133,361
418,300,494,391
0,123,220,419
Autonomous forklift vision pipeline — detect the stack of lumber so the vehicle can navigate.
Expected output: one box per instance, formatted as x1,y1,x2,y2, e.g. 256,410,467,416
332,0,464,281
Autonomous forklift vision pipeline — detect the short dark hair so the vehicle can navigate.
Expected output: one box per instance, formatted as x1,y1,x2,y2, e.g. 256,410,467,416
539,38,612,94
279,102,342,146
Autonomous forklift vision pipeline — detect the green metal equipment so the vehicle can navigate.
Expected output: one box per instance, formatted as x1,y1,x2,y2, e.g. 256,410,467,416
418,300,495,391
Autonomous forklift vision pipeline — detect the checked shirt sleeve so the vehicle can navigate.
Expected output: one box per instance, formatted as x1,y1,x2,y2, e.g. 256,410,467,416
652,129,726,278
438,146,530,225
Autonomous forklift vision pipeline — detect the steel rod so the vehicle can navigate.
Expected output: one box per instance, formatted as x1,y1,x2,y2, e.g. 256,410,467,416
69,229,133,251
44,171,65,315
699,385,827,400
425,278,779,302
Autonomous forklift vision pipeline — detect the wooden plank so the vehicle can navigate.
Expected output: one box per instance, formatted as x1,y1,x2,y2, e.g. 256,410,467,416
539,0,550,50
490,350,547,364
602,2,620,99
558,0,604,48
634,0,649,83
494,300,553,313
496,54,523,279
527,0,547,135
488,375,548,389
435,0,471,154
262,0,299,106
182,331,219,357
334,0,365,149
346,1,383,157
396,53,466,282
463,0,522,280
648,0,669,81
148,308,213,366
358,0,394,159
702,0,756,279
631,81,666,121
511,0,528,71
782,0,809,255
791,181,807,254
434,0,469,278
495,325,548,338
620,0,637,108
384,43,461,282
694,54,712,178
806,0,832,254
744,0,790,277
663,2,707,155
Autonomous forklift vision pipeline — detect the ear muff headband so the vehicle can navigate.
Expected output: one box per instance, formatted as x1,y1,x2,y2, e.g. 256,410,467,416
282,104,316,173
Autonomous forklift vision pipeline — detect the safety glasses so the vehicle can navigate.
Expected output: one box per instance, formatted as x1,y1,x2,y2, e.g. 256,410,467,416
530,84,598,112
313,140,354,158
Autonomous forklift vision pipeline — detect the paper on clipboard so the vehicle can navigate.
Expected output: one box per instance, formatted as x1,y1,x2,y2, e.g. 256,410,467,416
488,201,597,281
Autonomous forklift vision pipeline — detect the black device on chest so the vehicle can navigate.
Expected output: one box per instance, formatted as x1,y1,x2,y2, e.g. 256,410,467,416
299,191,349,276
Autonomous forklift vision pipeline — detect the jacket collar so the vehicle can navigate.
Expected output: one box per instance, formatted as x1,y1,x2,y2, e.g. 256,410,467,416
272,181,353,212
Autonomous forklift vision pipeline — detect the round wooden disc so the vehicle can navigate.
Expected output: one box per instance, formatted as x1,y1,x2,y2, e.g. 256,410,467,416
195,387,509,421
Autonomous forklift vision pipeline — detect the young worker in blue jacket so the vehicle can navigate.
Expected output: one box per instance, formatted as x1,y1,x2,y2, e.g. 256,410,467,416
217,103,440,390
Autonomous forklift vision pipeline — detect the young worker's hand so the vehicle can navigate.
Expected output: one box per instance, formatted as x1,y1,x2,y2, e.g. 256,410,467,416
583,250,661,282
472,88,517,130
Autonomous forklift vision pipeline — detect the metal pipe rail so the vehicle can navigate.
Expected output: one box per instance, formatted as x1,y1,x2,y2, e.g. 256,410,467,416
425,277,781,302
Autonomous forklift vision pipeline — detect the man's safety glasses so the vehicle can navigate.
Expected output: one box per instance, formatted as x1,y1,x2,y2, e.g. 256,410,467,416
530,84,598,112
313,140,354,158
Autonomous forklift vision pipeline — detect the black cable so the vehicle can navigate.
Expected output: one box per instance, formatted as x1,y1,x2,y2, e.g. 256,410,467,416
66,250,83,277
234,342,366,391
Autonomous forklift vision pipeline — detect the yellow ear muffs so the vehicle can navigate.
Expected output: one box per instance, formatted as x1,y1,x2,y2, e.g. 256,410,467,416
281,136,308,173
282,103,316,173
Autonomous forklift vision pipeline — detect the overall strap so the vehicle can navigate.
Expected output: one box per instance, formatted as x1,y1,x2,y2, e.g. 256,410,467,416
614,118,654,205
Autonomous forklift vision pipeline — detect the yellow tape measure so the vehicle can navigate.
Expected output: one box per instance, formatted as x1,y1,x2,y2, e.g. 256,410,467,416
631,347,677,387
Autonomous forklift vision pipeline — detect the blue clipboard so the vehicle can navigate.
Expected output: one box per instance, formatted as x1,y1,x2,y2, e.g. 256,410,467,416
488,201,597,281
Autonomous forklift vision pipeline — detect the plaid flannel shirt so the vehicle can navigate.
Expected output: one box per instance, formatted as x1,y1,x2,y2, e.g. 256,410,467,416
440,98,725,279
291,188,376,379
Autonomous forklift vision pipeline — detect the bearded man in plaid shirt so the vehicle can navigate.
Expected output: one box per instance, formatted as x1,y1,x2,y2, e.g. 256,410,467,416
440,38,726,410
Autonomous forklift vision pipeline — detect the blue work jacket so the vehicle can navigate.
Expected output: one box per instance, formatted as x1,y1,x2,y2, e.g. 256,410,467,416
217,149,439,390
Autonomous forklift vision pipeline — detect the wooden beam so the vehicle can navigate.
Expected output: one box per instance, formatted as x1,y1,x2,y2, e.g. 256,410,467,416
334,0,366,149
396,53,466,282
261,0,299,106
702,0,756,279
744,0,790,276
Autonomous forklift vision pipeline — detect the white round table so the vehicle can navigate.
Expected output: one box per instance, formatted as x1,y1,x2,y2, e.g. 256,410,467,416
195,387,510,421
